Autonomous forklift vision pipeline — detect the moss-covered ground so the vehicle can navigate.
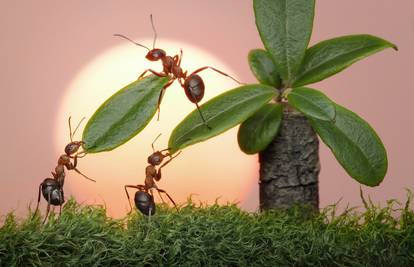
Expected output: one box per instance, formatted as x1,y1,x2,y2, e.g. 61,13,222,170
1,192,413,266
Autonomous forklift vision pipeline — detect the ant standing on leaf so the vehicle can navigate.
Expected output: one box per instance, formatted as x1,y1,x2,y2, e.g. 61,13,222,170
33,117,95,224
114,15,243,128
124,134,181,216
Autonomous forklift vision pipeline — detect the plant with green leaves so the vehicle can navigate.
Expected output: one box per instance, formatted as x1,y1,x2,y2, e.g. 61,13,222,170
80,0,396,210
168,0,396,209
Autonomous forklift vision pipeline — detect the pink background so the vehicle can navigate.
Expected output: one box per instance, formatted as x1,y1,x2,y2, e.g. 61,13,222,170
0,1,413,217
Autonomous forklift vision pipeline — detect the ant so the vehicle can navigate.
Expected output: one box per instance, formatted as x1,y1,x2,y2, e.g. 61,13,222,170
114,14,242,128
124,134,181,216
33,117,95,224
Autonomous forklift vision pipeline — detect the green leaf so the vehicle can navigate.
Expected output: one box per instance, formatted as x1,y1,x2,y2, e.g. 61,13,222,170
248,49,281,87
238,103,283,154
254,0,315,83
168,84,277,154
293,34,398,87
309,104,388,186
82,75,169,153
287,87,335,121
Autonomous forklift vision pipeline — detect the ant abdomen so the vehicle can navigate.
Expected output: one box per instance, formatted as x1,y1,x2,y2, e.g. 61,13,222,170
184,74,205,103
134,191,156,216
41,178,64,206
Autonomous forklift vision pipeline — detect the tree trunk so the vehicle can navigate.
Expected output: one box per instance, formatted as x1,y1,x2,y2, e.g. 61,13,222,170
259,110,320,211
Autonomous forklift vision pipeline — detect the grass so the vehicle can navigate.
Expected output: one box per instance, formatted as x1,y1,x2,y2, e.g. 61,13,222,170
0,192,413,266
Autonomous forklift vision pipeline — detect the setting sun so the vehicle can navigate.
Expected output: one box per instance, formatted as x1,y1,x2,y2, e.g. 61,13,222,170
54,39,258,217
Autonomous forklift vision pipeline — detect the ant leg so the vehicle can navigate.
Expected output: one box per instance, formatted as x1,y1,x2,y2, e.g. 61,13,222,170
172,55,179,63
70,155,96,182
190,66,243,84
194,102,211,130
178,49,183,66
73,168,96,182
181,84,211,129
172,49,183,66
156,79,174,121
124,185,140,213
156,189,166,204
159,151,182,168
42,204,50,225
32,182,43,219
59,190,65,218
155,151,182,181
59,189,64,218
72,155,78,167
138,69,167,80
148,189,155,218
75,151,87,158
157,188,178,211
42,192,52,225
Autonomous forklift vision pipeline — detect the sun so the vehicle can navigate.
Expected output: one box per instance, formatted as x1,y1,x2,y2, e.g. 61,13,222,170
54,39,259,217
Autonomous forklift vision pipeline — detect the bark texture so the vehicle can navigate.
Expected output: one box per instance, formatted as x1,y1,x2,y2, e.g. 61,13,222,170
259,111,320,210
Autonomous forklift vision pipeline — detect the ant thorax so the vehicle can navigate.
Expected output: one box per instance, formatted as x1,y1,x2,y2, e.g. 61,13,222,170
145,165,157,188
55,171,65,187
58,154,71,166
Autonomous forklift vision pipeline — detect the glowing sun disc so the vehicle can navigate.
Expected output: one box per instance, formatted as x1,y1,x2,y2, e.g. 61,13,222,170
55,39,259,217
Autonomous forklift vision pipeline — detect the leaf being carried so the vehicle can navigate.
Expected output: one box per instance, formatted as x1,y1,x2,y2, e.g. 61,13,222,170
254,0,315,83
82,75,169,153
238,103,283,154
287,87,335,121
309,104,388,186
248,49,281,87
168,84,277,154
293,34,398,87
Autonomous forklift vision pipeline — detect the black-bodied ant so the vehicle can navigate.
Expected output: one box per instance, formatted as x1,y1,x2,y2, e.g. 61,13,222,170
33,117,95,224
124,134,180,216
114,15,242,128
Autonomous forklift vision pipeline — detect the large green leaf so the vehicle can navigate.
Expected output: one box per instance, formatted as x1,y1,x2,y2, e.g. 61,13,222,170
293,35,398,87
309,104,388,186
82,75,169,153
248,49,281,87
168,84,277,154
238,103,283,154
287,87,335,121
253,0,315,83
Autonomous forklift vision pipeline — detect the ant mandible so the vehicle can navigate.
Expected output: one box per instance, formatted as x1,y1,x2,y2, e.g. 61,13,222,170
33,117,95,224
124,134,181,216
114,14,242,128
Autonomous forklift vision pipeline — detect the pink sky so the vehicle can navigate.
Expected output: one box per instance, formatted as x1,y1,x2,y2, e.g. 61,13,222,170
0,1,413,218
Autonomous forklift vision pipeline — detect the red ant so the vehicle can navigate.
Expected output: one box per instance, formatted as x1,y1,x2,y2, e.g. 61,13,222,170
114,15,242,128
33,117,95,224
124,134,181,216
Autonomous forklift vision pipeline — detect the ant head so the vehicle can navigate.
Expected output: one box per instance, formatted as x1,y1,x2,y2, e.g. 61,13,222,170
146,49,166,61
147,151,166,166
64,141,84,156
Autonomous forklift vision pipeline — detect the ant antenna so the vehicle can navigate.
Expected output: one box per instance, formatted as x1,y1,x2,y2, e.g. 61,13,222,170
69,116,86,142
170,150,182,160
113,34,150,51
150,14,157,49
151,133,162,152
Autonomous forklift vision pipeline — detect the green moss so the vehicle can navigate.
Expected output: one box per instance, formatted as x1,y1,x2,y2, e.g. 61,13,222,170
1,193,413,266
